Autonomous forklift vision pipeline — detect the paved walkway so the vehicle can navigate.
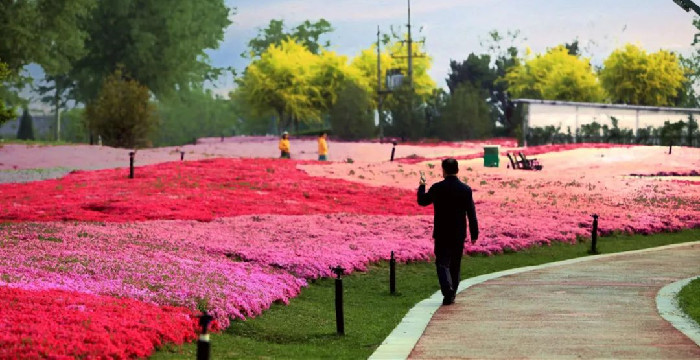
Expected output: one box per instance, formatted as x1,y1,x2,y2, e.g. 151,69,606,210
373,242,700,359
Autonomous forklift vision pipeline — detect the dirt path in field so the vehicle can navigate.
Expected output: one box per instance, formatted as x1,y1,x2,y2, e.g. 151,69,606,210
405,243,700,359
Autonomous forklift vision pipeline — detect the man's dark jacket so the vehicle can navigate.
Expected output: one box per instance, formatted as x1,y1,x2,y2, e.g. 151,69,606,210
417,176,478,241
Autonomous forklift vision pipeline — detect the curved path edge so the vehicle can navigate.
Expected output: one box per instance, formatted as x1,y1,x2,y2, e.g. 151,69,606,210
656,275,700,346
369,241,700,360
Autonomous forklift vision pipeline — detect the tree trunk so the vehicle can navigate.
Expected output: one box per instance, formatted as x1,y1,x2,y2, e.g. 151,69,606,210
54,88,61,142
276,109,284,134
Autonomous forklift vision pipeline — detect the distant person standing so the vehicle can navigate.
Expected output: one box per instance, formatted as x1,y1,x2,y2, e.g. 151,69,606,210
279,131,291,159
318,132,328,161
417,158,479,305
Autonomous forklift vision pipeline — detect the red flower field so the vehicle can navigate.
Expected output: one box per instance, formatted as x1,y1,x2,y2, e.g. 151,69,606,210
0,158,429,222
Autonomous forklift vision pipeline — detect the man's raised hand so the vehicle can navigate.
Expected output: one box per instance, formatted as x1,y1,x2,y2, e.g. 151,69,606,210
419,171,426,185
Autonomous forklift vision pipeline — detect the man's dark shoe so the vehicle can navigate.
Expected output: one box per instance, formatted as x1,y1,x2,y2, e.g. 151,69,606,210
442,292,455,305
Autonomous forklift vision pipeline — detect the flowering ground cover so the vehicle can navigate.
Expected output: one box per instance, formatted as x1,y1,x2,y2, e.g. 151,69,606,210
0,287,198,359
1,142,699,358
0,158,429,222
0,222,306,329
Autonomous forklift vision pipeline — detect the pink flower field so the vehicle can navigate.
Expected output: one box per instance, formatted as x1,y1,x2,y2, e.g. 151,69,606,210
0,139,698,358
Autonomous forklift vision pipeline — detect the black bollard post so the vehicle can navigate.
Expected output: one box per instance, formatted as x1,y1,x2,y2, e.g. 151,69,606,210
331,265,345,335
180,151,185,161
590,214,599,254
196,312,214,360
389,251,396,294
390,142,397,162
129,152,135,179
669,143,673,155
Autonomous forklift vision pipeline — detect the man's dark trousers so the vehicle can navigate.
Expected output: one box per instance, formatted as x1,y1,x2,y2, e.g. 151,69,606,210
435,238,464,297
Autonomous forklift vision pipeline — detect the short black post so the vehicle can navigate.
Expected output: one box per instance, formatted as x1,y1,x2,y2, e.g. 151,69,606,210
590,214,599,254
389,251,396,294
196,312,213,360
128,152,135,179
669,143,673,154
331,265,345,335
390,142,397,162
180,151,185,161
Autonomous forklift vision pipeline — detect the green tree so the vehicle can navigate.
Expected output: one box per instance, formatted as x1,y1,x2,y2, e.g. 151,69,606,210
435,84,492,141
447,30,524,133
37,75,74,141
229,89,276,135
385,84,426,140
60,107,88,143
155,88,237,146
16,107,34,140
580,121,602,141
659,120,686,146
599,44,685,106
564,39,581,56
687,115,699,146
446,54,495,94
243,19,333,58
505,46,604,102
72,0,231,101
0,0,93,75
0,62,15,126
329,80,376,140
85,70,157,148
480,29,524,132
313,50,367,114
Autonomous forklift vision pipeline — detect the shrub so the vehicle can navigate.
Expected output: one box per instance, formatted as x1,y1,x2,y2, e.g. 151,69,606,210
85,69,157,148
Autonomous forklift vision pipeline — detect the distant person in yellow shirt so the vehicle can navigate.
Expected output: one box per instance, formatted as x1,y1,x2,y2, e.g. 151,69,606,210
279,131,291,159
318,132,328,161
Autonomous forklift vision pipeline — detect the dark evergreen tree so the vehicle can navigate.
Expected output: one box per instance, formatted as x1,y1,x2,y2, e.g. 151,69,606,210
16,107,34,140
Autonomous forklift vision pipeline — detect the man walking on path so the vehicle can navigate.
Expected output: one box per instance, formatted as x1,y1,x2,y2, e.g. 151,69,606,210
417,158,478,305
318,132,328,161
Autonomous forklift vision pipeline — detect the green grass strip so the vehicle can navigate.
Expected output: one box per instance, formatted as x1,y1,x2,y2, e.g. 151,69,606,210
678,277,700,327
153,229,700,360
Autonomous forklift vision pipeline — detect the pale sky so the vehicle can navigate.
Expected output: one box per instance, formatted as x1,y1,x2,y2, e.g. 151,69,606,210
207,0,699,95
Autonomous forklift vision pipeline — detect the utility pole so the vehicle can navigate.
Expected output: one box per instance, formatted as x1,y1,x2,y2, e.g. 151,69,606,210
407,0,413,88
383,0,425,140
377,26,384,139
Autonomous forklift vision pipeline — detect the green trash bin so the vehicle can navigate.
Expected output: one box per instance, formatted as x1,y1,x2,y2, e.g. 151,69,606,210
483,145,500,167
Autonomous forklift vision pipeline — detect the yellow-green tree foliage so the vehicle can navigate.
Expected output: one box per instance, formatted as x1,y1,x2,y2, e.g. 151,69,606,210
85,70,157,148
504,46,604,102
314,50,368,111
237,39,320,130
0,61,15,126
599,44,685,106
236,38,365,131
351,38,436,105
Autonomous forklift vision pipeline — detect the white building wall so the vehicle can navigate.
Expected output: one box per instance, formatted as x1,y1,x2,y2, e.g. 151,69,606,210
527,103,693,134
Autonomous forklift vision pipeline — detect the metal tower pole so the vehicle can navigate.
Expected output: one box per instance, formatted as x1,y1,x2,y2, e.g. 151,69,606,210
407,0,413,87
